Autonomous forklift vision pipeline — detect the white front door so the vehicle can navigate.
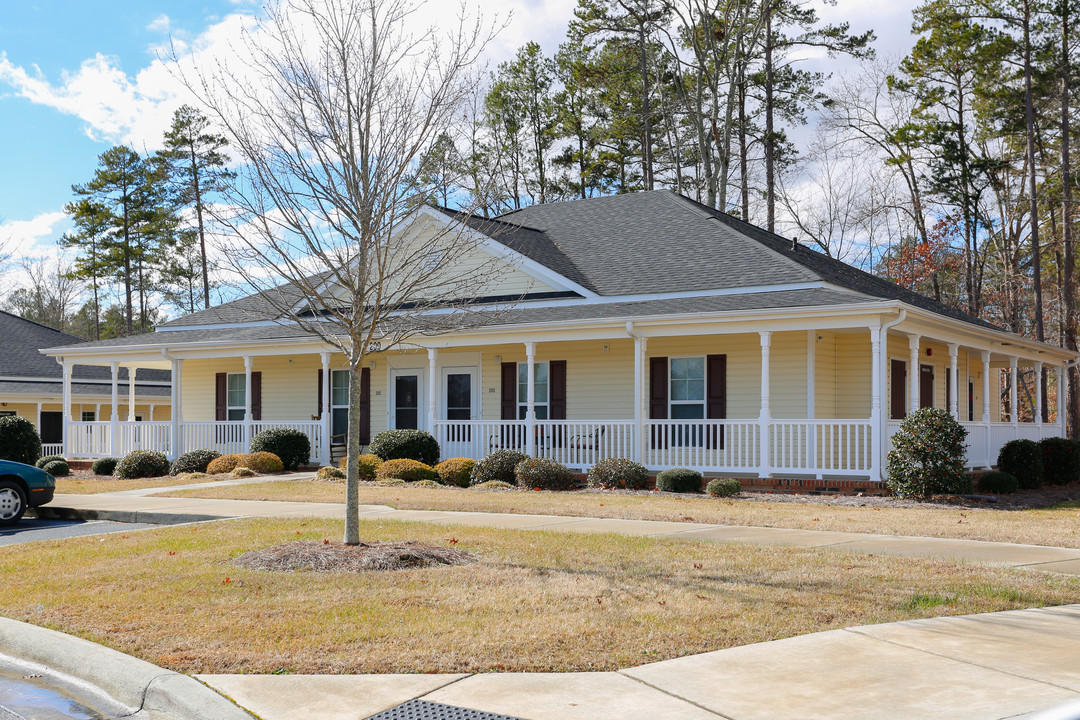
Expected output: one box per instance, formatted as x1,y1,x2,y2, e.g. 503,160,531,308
390,369,425,430
440,366,479,457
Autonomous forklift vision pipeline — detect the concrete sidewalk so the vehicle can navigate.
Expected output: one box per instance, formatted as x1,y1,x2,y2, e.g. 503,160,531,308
45,491,1080,575
198,605,1080,720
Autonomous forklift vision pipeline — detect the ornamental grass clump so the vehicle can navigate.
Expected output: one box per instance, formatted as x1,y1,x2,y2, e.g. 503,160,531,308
435,458,476,487
515,457,577,490
243,452,285,473
655,468,703,493
369,429,440,466
997,439,1042,489
1039,438,1080,485
249,428,310,471
375,458,438,482
170,449,222,476
114,450,171,480
316,466,345,481
207,454,246,475
587,458,650,490
339,453,382,480
885,408,968,498
0,416,41,466
471,450,528,485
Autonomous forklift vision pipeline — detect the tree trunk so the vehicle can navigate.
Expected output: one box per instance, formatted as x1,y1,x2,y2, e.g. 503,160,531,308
344,361,364,545
190,143,211,310
638,17,655,191
1063,0,1077,436
763,0,775,232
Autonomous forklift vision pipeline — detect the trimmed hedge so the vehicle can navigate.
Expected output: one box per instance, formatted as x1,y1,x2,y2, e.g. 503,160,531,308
997,439,1042,489
515,457,576,490
42,459,70,477
1040,437,1080,485
706,477,741,497
91,457,118,476
0,416,41,466
114,450,171,479
977,470,1019,494
170,449,221,475
249,428,310,471
656,468,703,493
369,429,440,466
339,453,383,480
587,458,650,490
886,408,969,498
243,451,284,473
207,454,246,475
35,454,65,469
435,457,476,487
471,450,528,485
375,458,438,482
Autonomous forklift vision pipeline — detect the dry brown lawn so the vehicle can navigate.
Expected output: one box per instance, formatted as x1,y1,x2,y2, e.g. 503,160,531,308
1,517,1076,675
55,475,212,494
161,481,1080,549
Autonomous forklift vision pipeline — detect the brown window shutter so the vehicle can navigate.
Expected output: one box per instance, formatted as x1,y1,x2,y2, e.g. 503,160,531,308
549,360,567,420
317,369,323,419
358,367,371,444
649,357,668,419
251,372,262,421
706,354,726,450
501,362,517,420
215,373,227,421
890,360,907,419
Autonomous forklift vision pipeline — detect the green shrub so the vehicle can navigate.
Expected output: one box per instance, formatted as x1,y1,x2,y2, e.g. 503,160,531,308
42,459,70,477
375,458,438,482
587,458,650,490
656,468,703,493
435,457,476,487
207,454,246,475
515,457,577,490
316,466,345,481
885,408,969,498
243,452,284,473
91,457,119,476
997,439,1042,489
249,428,310,471
1040,437,1080,485
170,449,221,475
977,470,1019,494
0,416,41,466
114,450,171,480
471,450,529,485
706,477,741,497
369,429,440,466
35,454,65,469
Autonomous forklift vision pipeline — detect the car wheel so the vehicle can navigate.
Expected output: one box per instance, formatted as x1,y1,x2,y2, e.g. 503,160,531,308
0,481,27,526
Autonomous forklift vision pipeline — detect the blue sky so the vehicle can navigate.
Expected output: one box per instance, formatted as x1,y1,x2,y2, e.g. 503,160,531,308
0,0,918,274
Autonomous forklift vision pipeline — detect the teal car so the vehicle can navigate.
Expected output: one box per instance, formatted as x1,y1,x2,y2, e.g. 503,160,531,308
0,459,56,526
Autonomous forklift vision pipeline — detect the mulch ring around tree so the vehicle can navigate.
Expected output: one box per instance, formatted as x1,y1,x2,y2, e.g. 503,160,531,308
231,539,476,573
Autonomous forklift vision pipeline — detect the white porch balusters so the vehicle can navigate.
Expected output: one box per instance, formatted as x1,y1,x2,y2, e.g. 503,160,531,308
427,349,438,433
525,342,537,456
170,358,183,459
633,333,647,466
908,334,921,414
110,362,119,456
948,344,959,420
869,325,882,482
1009,357,1019,439
127,367,137,421
759,331,772,479
243,356,254,452
1034,361,1043,427
321,352,331,466
982,351,992,468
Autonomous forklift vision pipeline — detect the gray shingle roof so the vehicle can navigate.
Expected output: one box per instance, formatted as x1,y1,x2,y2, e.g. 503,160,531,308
0,380,172,398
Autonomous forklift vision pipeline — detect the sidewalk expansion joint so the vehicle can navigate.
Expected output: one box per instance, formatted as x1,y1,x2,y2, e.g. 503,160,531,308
617,670,733,719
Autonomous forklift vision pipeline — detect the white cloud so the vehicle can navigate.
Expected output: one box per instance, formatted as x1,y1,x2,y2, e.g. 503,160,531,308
147,14,171,33
1,211,68,258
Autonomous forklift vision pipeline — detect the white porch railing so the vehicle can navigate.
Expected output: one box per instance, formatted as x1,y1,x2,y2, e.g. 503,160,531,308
252,421,324,462
67,422,112,457
770,420,873,475
183,421,246,457
42,444,64,457
433,420,529,461
886,420,1062,469
643,419,761,473
434,420,638,469
116,421,173,457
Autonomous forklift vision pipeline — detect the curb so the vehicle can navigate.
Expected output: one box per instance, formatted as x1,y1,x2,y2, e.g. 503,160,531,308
35,505,227,525
0,617,257,720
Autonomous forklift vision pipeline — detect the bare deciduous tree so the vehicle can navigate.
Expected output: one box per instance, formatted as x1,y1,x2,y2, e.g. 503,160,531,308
176,0,516,545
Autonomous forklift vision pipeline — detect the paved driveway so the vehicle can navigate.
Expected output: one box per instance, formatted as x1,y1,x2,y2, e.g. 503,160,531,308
0,518,156,547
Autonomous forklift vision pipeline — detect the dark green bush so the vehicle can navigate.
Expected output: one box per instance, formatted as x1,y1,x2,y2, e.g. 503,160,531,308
114,450,171,479
471,450,529,485
35,454,65,469
0,416,41,466
515,457,577,490
706,477,741,497
1040,437,1080,485
656,468,703,493
369,429,440,466
587,458,650,490
997,439,1042,489
977,470,1019,494
249,428,310,471
91,457,118,476
885,408,968,498
170,449,221,475
42,459,70,477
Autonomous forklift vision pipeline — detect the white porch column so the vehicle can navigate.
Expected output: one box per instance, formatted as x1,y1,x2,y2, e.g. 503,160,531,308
908,334,921,414
948,344,959,420
982,351,992,468
869,325,883,482
759,331,772,478
1034,361,1043,427
127,367,137,421
525,342,537,457
321,352,331,466
1009,357,1019,437
243,356,254,452
170,359,183,459
633,334,647,465
110,362,119,456
149,405,154,421
427,348,438,433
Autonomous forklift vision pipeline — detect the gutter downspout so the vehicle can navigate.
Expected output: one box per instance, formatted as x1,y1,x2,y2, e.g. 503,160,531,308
877,310,906,481
626,322,647,466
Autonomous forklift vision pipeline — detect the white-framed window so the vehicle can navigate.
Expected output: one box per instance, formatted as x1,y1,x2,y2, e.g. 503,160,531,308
517,362,549,420
81,411,95,422
227,373,246,421
669,356,705,419
331,369,350,439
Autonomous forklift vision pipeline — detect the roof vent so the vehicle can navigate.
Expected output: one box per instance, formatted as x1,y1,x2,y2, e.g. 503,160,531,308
791,237,799,251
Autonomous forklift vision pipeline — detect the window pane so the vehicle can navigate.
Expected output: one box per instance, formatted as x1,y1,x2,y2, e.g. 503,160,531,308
687,378,705,401
535,379,548,403
227,408,245,421
671,379,688,401
446,373,471,421
227,373,245,408
331,370,350,406
671,404,704,419
395,376,418,409
331,407,349,440
518,362,548,403
535,405,548,420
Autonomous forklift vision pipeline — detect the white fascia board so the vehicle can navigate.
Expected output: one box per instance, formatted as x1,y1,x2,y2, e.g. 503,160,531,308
895,305,1077,363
